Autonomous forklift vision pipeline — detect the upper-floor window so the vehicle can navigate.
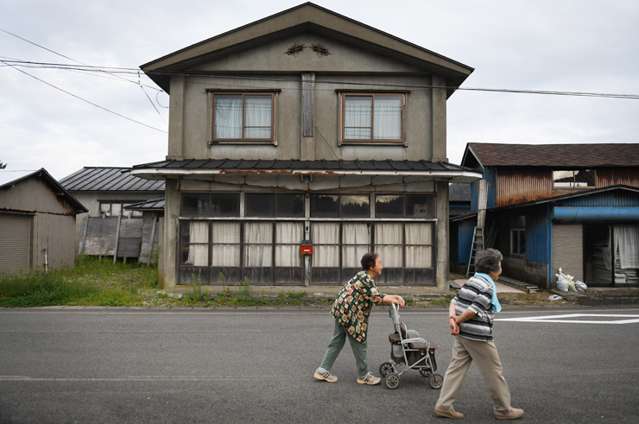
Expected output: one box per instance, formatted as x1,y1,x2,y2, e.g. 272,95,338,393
338,91,406,145
209,91,278,144
552,169,595,189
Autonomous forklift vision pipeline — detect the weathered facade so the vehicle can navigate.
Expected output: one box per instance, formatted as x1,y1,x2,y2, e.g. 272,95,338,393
132,3,480,289
452,142,639,288
60,167,164,257
0,169,87,275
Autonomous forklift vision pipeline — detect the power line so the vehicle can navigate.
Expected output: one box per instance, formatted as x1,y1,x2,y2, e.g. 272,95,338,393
4,58,639,100
0,59,167,133
0,28,166,116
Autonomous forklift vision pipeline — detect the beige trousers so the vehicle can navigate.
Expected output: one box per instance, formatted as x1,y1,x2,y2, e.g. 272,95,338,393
435,336,512,413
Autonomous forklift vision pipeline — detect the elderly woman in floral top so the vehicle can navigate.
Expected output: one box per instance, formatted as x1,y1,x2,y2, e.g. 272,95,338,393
313,252,405,385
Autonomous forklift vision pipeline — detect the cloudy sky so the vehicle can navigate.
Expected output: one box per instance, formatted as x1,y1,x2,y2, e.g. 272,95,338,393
1,0,638,180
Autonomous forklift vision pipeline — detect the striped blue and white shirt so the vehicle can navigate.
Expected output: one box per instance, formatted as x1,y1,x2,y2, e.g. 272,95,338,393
452,273,498,341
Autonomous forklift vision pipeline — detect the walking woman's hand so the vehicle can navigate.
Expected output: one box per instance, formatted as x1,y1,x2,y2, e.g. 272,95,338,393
449,317,460,335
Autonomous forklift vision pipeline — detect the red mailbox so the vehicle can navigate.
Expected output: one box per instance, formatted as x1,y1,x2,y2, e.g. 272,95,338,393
299,241,313,256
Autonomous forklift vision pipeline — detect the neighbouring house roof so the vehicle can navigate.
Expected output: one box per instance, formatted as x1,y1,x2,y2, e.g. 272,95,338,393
130,159,482,183
140,2,473,95
124,198,165,212
449,183,471,202
0,168,88,213
451,184,639,222
462,142,639,168
60,167,165,192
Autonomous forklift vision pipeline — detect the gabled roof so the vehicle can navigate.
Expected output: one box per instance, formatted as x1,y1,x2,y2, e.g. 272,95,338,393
0,168,87,213
461,142,639,168
60,167,165,192
130,158,482,183
141,2,473,94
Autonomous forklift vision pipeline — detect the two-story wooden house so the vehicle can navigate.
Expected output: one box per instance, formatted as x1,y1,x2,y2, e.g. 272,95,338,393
451,142,639,288
131,3,481,289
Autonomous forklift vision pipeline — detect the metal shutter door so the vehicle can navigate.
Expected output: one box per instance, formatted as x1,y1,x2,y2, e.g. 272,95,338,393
552,224,583,282
0,213,32,274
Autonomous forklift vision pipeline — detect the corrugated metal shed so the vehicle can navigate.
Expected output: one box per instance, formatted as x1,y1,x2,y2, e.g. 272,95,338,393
0,168,87,213
60,167,165,192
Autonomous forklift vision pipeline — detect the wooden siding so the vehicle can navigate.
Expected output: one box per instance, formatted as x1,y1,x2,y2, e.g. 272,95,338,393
495,167,639,207
495,168,552,207
596,168,639,188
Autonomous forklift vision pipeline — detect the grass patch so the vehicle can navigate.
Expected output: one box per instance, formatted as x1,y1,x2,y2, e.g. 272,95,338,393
0,256,158,307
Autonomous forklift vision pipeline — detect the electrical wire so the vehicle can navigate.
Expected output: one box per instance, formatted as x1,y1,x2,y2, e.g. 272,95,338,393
0,59,167,133
3,59,639,100
0,28,167,116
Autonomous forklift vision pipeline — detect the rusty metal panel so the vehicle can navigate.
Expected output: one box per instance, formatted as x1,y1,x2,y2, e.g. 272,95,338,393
116,219,143,258
82,217,119,256
596,168,639,188
496,168,553,207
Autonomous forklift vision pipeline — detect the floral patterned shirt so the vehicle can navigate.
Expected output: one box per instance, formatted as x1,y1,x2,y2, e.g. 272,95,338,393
331,271,386,343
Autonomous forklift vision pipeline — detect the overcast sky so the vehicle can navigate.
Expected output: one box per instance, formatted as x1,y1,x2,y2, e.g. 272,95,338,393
1,0,638,180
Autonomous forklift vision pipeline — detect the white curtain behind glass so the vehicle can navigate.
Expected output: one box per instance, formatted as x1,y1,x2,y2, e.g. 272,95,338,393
211,222,240,266
275,223,303,267
215,95,242,138
405,223,432,268
374,96,401,140
244,96,272,139
312,223,339,267
187,222,209,266
244,223,272,267
375,223,403,267
342,223,369,267
614,225,639,269
344,96,372,139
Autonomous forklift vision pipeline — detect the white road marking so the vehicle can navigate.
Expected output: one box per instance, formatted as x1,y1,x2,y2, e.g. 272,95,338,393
496,313,639,324
0,375,279,382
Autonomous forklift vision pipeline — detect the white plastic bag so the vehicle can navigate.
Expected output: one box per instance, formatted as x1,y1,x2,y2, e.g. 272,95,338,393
575,281,588,293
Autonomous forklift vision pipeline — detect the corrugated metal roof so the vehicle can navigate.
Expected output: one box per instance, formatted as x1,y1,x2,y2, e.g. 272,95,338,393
60,167,165,192
465,142,639,167
124,198,165,211
132,159,475,173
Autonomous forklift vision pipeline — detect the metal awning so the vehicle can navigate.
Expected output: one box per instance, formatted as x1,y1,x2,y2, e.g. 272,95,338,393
130,159,482,183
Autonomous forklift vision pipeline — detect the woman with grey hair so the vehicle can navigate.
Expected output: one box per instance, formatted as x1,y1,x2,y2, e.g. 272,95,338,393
434,248,524,420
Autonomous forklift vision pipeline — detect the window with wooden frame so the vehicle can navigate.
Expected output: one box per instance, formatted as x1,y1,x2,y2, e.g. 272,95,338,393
338,91,406,145
209,90,278,144
99,201,143,218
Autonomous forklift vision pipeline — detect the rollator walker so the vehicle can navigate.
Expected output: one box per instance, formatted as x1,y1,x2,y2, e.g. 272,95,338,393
379,304,443,390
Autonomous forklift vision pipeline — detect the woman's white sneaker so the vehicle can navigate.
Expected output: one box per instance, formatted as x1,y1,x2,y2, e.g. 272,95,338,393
356,372,381,385
313,369,338,383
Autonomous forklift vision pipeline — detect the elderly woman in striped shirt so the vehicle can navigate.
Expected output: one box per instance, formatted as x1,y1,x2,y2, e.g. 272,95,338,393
434,249,524,421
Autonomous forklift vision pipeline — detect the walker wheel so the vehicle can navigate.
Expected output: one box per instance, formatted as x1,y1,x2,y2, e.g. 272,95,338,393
419,368,432,378
385,372,400,390
429,373,443,389
379,362,394,378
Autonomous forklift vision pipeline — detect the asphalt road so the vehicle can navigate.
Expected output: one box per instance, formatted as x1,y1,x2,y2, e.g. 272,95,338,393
1,307,638,424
